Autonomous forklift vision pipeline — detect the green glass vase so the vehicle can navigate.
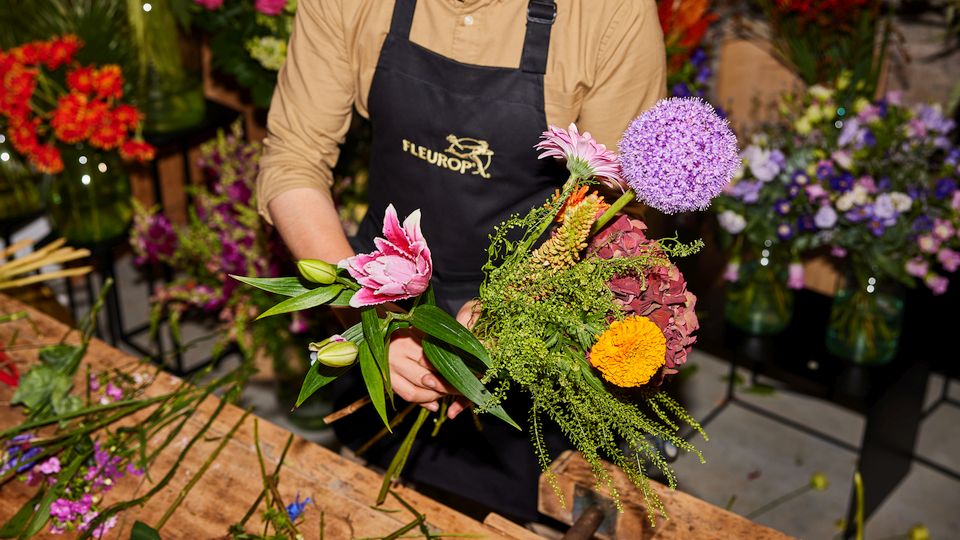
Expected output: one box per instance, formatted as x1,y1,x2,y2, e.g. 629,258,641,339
46,150,133,246
825,272,904,365
725,260,794,335
0,136,45,227
131,0,205,133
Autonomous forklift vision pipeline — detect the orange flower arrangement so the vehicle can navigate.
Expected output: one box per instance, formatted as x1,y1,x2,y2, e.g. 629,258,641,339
0,35,154,174
588,316,667,387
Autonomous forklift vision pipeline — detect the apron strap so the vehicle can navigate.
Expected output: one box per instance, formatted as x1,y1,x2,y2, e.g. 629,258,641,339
520,0,556,74
389,0,416,39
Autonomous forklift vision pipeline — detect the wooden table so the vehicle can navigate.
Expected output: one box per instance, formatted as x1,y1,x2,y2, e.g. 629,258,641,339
0,295,538,540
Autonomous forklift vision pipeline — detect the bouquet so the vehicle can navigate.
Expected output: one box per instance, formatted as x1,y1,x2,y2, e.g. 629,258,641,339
131,123,305,365
0,34,155,175
237,97,739,515
657,0,718,99
756,0,891,100
191,0,295,108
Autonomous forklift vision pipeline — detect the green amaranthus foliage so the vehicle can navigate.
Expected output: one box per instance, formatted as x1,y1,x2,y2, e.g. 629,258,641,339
474,184,705,517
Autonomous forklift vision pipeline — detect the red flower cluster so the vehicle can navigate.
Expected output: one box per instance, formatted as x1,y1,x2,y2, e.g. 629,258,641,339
658,0,717,69
0,347,19,388
589,215,700,385
0,35,155,174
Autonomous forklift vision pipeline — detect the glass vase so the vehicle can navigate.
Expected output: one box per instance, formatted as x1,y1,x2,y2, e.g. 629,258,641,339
0,136,45,227
825,271,905,365
131,0,205,133
46,150,133,246
725,260,794,335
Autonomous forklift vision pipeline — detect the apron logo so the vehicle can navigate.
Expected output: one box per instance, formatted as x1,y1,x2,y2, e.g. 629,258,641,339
402,135,494,179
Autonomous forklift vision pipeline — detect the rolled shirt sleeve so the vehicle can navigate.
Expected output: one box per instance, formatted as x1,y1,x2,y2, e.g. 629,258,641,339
257,0,355,224
577,0,666,149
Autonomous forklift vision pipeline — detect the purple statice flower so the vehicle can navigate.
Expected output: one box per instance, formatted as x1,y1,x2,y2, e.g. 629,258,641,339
104,383,123,402
38,457,61,475
132,212,177,266
815,160,834,180
619,97,739,214
913,215,934,233
672,83,692,98
226,180,253,206
774,199,792,215
938,249,960,272
787,262,805,289
925,273,949,295
84,443,124,492
830,173,855,193
776,223,794,240
868,220,886,236
90,515,118,538
537,123,624,188
905,258,929,278
286,493,313,522
814,205,838,229
934,178,957,199
725,179,762,203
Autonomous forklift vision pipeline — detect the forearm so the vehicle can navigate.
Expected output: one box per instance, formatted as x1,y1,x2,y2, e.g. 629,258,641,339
268,187,355,263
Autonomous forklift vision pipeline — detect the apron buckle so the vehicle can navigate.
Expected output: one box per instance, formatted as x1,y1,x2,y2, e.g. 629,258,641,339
527,0,557,25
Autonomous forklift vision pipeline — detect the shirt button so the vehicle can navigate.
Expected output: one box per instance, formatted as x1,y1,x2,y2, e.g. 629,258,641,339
463,15,474,26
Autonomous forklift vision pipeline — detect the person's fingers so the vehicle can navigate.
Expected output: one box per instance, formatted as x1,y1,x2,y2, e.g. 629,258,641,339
391,375,445,404
447,398,467,419
420,371,458,395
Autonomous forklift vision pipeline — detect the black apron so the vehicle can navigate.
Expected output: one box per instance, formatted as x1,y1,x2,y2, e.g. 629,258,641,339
335,0,568,523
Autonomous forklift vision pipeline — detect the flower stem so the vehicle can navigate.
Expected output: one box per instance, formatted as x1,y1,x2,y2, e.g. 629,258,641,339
591,190,636,234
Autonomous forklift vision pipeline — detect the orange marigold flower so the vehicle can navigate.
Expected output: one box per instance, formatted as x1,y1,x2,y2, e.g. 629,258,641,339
112,104,143,130
44,35,82,70
91,65,124,100
589,316,666,387
67,65,96,94
120,139,157,163
30,143,64,174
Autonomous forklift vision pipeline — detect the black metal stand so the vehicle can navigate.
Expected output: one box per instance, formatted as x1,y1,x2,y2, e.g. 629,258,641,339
693,288,933,539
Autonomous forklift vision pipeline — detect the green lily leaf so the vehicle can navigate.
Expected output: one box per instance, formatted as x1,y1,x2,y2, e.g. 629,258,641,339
409,305,491,368
256,285,344,320
421,339,518,430
359,342,390,431
230,275,312,298
361,308,392,401
130,521,163,540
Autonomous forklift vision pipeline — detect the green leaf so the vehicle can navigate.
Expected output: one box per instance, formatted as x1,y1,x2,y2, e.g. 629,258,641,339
295,363,351,409
377,408,430,505
409,305,491,368
256,285,344,320
230,275,312,298
0,491,43,538
10,366,59,411
38,344,80,373
359,342,390,431
361,308,391,400
421,339,519,430
328,288,356,307
130,521,163,540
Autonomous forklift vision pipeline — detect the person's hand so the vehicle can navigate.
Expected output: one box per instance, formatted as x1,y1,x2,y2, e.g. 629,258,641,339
387,300,481,419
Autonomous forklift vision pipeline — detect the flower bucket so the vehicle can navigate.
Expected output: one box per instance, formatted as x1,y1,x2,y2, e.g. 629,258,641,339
47,150,133,246
825,272,904,364
724,259,794,335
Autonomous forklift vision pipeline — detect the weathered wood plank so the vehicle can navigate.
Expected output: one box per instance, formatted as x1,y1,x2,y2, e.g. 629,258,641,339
538,451,795,539
0,295,536,539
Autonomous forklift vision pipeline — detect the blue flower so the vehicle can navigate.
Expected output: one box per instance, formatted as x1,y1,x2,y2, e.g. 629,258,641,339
776,223,794,240
774,199,792,215
797,215,816,232
792,170,810,186
671,83,691,98
868,220,886,237
912,215,934,232
829,173,854,193
286,494,312,522
690,48,709,67
816,161,834,180
787,183,802,198
934,178,957,199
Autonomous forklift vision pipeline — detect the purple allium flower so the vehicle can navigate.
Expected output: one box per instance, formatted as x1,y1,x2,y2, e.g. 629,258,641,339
776,223,794,240
774,199,791,215
787,262,805,290
619,97,739,214
536,123,624,188
814,205,838,229
905,258,929,278
934,178,957,199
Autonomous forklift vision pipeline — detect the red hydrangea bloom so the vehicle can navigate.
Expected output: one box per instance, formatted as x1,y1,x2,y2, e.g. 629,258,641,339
588,215,699,384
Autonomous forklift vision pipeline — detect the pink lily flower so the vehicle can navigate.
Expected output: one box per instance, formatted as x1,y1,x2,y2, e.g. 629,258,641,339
339,205,432,308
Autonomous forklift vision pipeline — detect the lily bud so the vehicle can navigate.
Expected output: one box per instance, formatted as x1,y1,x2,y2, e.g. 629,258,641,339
308,335,357,367
298,259,338,285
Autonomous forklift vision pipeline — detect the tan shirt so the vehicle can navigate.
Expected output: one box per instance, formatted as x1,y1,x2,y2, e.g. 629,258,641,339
258,0,666,223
